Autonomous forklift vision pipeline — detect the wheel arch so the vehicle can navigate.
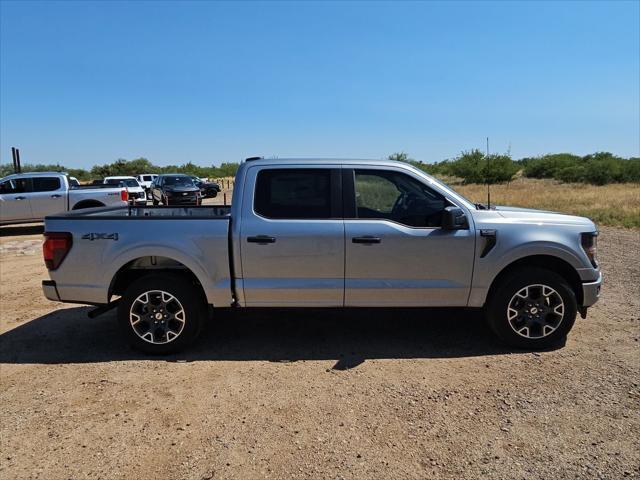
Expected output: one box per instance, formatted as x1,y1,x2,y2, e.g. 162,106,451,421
72,199,105,210
108,256,208,306
486,255,583,306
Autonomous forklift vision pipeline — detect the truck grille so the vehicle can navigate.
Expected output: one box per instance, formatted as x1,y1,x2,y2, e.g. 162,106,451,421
170,192,198,204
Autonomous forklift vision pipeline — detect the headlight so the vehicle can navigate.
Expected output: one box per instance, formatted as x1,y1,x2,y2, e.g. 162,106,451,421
581,232,598,268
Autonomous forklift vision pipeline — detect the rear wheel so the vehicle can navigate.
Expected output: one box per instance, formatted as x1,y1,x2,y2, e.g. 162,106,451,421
117,274,206,354
485,267,577,349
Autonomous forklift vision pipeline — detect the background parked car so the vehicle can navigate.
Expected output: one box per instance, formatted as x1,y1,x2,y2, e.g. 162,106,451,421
151,174,201,206
135,174,158,193
190,175,220,198
103,176,147,205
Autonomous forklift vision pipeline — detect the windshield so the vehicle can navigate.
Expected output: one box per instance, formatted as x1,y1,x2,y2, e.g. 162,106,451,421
106,178,139,188
164,176,195,187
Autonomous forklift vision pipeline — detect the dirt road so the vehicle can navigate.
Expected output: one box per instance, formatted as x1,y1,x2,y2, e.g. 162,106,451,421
1,225,638,479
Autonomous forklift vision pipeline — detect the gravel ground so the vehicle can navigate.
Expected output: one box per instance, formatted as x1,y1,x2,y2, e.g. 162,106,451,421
0,225,638,480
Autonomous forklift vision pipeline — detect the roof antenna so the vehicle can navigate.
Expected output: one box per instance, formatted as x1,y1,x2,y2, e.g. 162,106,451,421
486,137,491,209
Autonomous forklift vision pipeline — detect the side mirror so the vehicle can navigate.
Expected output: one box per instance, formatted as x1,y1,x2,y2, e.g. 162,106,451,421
442,206,468,230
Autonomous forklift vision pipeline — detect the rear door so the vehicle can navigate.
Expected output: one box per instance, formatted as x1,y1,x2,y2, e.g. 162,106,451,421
343,167,475,307
28,176,67,218
0,178,32,223
239,165,345,306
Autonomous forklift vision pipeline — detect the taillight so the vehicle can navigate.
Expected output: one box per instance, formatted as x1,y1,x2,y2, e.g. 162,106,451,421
120,189,128,202
43,232,72,270
581,232,598,268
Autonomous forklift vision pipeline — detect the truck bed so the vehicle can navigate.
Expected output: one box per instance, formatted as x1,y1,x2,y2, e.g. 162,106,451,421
43,205,233,306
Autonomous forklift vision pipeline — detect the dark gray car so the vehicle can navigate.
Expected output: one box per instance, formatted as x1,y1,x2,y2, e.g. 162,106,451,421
150,174,201,206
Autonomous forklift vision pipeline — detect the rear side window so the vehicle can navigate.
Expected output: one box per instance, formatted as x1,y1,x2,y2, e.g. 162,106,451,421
32,177,61,192
254,169,334,219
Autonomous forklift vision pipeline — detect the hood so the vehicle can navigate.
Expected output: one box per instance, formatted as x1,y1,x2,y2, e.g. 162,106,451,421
492,205,596,228
165,185,199,193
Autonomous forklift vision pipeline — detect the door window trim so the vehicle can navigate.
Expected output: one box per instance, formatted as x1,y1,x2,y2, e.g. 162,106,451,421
251,167,343,220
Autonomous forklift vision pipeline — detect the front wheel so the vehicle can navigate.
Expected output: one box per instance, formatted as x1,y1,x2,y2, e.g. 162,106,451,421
485,267,577,349
117,274,206,354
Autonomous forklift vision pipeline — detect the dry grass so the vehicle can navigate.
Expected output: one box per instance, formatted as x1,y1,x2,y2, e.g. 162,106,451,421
451,178,640,228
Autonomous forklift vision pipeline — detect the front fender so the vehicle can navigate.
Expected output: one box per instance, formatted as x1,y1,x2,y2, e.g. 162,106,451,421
468,239,588,307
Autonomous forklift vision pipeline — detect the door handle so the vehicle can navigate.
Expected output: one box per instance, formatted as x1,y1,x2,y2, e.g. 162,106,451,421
352,236,381,244
247,235,276,244
51,194,62,198
14,196,26,200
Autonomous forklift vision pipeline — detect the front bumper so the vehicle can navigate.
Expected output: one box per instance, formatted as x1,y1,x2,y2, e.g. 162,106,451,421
166,195,200,205
42,280,61,302
582,271,603,307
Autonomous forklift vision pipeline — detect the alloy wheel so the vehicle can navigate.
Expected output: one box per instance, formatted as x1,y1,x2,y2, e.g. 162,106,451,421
507,284,565,339
129,290,186,344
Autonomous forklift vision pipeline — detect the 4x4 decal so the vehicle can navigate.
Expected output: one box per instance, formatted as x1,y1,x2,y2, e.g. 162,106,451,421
81,233,119,241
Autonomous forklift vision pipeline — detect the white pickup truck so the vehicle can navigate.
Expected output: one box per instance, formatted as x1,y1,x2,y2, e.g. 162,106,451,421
0,171,129,225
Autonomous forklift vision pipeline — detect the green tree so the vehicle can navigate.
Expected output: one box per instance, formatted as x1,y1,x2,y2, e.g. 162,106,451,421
449,149,518,184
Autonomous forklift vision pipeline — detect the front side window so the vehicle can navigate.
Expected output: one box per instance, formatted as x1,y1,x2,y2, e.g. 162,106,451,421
0,178,29,194
254,169,333,219
32,177,61,192
354,169,447,227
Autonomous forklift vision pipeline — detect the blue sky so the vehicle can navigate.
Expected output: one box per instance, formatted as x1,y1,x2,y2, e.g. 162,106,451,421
1,1,638,169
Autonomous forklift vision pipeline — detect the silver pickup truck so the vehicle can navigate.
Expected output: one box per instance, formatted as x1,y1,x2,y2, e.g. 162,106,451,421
41,158,602,354
1,172,129,225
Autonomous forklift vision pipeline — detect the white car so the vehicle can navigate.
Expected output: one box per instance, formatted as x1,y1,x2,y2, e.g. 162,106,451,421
103,176,147,205
135,174,158,192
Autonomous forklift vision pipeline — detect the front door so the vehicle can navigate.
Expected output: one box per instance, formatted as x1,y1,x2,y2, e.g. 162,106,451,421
344,167,475,307
239,165,344,306
28,176,66,218
0,177,32,223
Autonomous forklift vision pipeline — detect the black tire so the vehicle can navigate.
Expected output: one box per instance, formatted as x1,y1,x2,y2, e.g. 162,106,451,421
152,197,159,206
485,267,577,349
117,273,206,354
